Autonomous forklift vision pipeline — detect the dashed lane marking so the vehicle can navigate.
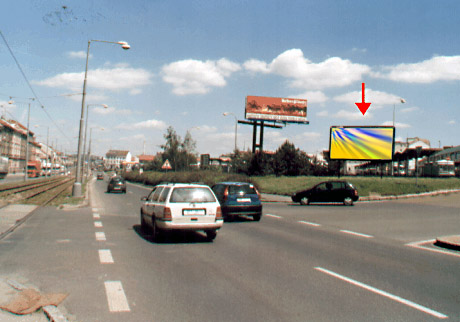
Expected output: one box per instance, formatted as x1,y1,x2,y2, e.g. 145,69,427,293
95,232,106,241
94,221,103,228
99,249,114,264
315,267,448,319
104,281,130,312
93,213,100,219
265,214,282,219
92,208,99,212
298,221,321,227
340,230,373,238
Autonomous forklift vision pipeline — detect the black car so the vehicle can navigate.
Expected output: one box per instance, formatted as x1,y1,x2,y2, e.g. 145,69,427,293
107,176,127,193
96,173,104,180
291,181,359,206
211,182,262,221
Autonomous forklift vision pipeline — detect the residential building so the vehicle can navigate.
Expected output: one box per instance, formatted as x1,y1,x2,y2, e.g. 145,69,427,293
105,150,132,170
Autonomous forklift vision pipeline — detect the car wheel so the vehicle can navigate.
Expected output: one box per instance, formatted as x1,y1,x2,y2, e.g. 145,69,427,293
343,197,354,206
205,230,217,241
300,197,309,205
140,211,149,234
152,219,161,242
253,214,261,221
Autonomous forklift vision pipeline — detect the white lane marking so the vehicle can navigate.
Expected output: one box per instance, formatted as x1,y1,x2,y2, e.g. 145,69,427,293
265,214,282,219
95,232,106,241
406,239,460,258
94,221,103,228
315,267,448,319
93,213,100,219
340,230,373,238
99,249,114,264
104,281,130,312
92,208,99,212
298,221,321,227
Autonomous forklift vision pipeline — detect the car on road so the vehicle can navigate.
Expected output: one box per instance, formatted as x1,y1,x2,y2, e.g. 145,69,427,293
211,182,262,221
107,176,127,193
140,183,223,241
96,173,104,180
291,180,359,206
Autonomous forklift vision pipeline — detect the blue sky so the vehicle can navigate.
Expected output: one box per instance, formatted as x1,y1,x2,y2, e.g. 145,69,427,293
1,0,460,157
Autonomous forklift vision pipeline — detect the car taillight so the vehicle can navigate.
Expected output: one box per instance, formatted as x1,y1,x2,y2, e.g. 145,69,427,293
163,207,172,221
216,206,222,221
223,187,229,202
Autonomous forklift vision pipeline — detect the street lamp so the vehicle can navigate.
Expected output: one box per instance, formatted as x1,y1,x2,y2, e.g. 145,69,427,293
87,127,104,176
9,99,34,181
73,39,130,197
393,98,406,127
82,104,108,178
223,112,238,152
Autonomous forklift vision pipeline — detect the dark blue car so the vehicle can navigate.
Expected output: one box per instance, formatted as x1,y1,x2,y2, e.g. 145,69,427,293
211,182,262,221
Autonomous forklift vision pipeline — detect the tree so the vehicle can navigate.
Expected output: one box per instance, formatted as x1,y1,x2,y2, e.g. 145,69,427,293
160,126,197,171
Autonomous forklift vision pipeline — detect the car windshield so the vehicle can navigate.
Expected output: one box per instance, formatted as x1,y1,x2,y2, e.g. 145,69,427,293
170,187,216,203
111,177,124,183
228,185,257,195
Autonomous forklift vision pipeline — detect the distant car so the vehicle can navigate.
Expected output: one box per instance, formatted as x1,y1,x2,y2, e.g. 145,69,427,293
140,183,223,241
97,173,104,180
107,176,126,193
211,182,262,221
291,181,359,206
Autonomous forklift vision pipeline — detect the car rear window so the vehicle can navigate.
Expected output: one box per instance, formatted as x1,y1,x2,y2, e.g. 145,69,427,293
170,187,216,203
228,185,257,195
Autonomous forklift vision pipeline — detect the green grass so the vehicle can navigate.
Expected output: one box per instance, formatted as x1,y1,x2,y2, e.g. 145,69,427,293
253,175,460,196
123,170,460,197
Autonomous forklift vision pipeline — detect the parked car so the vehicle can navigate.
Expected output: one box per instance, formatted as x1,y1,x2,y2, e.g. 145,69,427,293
140,183,223,241
291,180,359,206
211,182,262,221
107,176,127,193
97,173,104,180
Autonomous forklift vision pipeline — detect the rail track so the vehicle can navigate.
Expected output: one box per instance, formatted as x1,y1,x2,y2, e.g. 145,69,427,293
0,176,75,208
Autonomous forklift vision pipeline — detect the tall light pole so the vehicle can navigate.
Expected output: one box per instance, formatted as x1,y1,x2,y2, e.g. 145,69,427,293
9,99,34,181
73,39,130,197
223,112,238,152
82,104,108,178
87,127,104,176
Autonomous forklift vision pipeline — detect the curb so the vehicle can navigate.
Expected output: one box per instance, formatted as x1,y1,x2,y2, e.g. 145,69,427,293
434,236,460,251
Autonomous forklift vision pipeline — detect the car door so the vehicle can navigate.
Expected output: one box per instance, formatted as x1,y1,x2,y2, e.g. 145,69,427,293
329,182,344,202
146,187,163,225
312,183,328,202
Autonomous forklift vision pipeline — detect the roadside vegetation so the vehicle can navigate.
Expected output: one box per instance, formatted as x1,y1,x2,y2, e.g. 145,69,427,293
121,126,460,197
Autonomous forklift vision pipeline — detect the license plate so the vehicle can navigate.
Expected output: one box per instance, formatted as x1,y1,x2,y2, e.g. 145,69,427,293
237,198,251,203
183,209,206,215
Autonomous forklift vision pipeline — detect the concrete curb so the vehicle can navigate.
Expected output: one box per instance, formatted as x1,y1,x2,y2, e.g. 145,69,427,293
435,236,460,251
261,188,460,203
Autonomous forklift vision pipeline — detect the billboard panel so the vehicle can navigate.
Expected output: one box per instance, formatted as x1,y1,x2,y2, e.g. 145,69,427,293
245,96,307,123
329,126,395,161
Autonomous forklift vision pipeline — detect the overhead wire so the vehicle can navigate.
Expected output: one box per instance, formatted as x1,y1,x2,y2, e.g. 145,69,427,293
0,30,73,144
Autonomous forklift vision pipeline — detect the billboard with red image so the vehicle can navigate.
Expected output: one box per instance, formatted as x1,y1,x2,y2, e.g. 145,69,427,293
245,96,308,123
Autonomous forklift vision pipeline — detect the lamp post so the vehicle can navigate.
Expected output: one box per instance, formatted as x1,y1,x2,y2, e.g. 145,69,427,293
223,112,238,152
82,104,108,178
392,98,406,177
73,39,130,197
8,99,34,181
87,127,104,176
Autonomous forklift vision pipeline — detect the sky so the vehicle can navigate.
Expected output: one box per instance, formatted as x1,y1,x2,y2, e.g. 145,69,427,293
1,0,460,158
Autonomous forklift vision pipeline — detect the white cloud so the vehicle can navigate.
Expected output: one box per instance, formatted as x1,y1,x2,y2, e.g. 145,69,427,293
334,89,404,108
372,55,460,83
294,91,328,104
400,106,419,113
67,51,91,59
34,65,153,93
162,58,241,95
298,132,321,141
91,106,131,116
243,49,370,90
351,48,367,53
448,120,456,125
120,134,146,141
335,109,373,120
382,121,411,128
116,119,167,130
316,110,329,117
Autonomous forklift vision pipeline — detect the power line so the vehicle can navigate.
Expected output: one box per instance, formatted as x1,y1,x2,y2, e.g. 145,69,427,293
0,30,72,143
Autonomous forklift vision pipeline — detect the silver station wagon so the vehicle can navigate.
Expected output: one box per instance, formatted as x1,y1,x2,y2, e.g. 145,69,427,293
140,183,223,241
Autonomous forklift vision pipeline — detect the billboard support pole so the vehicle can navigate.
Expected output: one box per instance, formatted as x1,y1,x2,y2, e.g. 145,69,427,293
260,121,264,152
252,122,257,154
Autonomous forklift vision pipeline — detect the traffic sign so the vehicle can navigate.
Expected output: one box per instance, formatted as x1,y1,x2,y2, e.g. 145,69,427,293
161,159,172,170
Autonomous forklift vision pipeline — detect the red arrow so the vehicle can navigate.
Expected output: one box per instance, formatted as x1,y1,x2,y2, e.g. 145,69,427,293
355,82,371,115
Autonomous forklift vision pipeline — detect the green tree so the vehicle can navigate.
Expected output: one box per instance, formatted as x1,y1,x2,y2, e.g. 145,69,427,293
273,140,312,176
160,126,197,171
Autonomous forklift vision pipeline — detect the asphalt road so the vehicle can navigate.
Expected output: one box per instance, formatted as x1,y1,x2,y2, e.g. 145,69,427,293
0,176,459,321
